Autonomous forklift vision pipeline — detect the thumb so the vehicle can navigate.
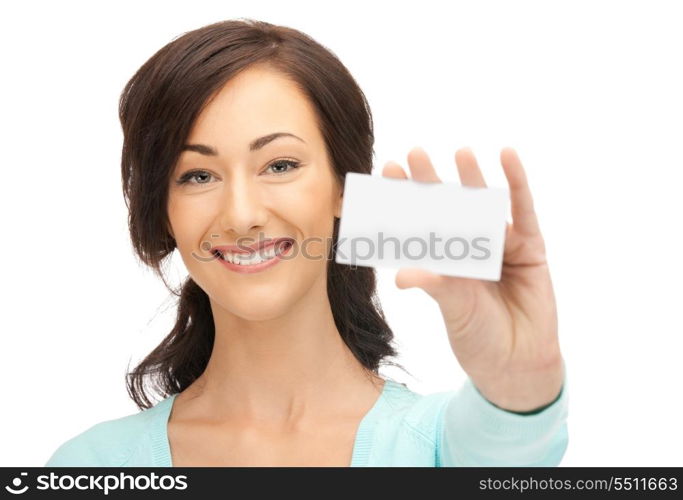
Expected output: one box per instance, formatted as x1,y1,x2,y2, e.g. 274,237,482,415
395,267,479,308
395,267,446,297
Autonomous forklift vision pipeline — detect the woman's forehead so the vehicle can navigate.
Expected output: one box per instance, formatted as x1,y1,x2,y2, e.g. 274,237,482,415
186,67,321,150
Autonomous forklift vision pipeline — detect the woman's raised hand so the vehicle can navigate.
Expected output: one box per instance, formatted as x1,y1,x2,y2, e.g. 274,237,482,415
382,147,564,412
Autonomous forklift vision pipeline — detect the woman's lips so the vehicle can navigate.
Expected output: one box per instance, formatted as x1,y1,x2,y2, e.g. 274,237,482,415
214,239,294,274
212,237,293,255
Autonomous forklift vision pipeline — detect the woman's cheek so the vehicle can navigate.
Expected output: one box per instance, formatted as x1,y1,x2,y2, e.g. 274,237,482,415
294,196,335,261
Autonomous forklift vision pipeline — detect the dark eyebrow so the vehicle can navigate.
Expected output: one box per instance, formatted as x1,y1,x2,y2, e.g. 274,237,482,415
181,132,305,156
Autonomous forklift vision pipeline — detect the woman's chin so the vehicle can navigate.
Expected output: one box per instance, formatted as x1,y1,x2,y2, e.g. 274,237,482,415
212,292,301,322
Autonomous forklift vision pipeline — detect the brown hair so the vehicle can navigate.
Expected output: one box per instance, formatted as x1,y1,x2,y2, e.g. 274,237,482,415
120,18,405,410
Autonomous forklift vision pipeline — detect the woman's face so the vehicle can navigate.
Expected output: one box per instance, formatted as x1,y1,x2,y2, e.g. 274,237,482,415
167,64,343,321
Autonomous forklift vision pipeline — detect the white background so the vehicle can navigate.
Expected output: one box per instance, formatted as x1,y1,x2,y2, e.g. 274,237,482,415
1,0,681,467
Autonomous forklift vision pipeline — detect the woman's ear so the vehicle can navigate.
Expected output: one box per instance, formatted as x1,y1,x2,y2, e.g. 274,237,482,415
166,219,175,241
334,189,343,219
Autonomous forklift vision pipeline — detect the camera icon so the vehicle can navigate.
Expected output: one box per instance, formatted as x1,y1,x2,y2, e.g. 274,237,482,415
5,472,29,494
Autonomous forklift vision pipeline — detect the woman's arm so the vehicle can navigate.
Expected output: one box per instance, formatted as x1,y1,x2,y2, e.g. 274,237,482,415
438,363,569,467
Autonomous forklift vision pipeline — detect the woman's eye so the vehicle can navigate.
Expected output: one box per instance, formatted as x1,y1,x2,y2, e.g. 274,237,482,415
175,159,301,186
176,170,215,185
264,159,301,175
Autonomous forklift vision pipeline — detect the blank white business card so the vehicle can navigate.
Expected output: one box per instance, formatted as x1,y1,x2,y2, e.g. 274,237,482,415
335,172,509,281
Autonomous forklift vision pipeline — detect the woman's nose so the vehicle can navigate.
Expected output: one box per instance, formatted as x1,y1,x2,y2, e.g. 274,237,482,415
218,173,269,237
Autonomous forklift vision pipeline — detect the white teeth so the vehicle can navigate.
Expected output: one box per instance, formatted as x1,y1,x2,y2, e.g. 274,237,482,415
220,242,285,265
262,246,278,259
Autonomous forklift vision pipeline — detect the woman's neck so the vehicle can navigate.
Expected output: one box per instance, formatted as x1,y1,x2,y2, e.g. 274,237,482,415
177,280,382,424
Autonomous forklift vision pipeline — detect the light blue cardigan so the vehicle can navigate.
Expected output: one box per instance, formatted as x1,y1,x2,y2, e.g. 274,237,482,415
45,375,568,467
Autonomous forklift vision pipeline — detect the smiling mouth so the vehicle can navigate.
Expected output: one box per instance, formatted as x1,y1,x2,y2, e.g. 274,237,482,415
213,239,293,266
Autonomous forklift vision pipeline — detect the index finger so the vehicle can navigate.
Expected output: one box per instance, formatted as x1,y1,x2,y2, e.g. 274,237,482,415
500,147,542,237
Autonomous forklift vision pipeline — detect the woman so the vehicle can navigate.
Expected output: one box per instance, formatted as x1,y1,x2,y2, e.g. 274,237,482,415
45,18,568,467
